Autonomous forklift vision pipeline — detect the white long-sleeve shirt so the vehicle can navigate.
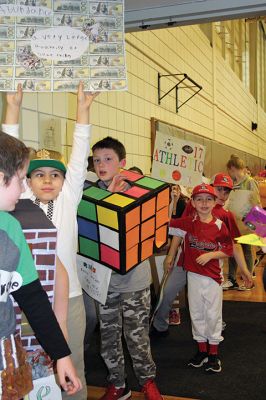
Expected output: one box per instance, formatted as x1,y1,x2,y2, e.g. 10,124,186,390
2,123,91,298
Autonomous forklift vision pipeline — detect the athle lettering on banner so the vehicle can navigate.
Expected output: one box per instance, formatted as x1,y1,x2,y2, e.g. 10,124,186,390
153,145,204,173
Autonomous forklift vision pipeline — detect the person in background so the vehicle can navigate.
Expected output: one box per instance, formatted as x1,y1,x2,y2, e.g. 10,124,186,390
150,184,189,336
128,166,143,175
245,166,252,177
225,154,261,290
86,155,98,182
210,174,253,291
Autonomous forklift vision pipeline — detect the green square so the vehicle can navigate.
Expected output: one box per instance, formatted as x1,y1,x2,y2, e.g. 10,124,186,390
79,237,99,260
83,186,110,200
78,200,96,221
136,177,165,189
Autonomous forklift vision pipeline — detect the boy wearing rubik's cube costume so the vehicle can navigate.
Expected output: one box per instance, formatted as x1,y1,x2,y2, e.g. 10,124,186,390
78,136,169,400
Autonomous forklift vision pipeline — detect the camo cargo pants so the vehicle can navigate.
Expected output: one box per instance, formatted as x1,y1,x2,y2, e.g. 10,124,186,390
98,288,156,387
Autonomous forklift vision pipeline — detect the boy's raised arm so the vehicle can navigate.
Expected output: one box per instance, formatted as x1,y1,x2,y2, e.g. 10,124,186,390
4,84,23,125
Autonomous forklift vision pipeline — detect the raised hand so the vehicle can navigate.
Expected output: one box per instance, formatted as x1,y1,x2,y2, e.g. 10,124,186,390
4,84,23,124
76,81,99,124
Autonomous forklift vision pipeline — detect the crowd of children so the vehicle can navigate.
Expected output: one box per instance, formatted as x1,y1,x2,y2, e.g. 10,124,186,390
0,83,263,400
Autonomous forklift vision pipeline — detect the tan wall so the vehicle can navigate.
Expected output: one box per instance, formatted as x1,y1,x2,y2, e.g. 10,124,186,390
2,23,265,176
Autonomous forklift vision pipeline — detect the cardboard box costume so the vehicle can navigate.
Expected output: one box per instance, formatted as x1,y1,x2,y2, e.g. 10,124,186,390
10,200,57,351
77,170,170,275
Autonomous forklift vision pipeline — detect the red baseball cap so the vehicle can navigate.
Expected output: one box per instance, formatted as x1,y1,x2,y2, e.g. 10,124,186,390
213,173,233,189
192,183,217,198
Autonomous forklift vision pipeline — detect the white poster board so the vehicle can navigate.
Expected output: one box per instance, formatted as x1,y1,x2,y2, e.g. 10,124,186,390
151,131,205,186
25,374,62,400
0,1,127,92
227,189,253,234
77,254,111,305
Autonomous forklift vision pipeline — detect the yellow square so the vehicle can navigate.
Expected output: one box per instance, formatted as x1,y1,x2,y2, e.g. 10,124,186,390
103,193,135,208
97,205,118,230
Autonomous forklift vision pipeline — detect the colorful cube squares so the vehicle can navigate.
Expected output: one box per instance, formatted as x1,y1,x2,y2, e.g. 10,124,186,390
126,206,140,231
77,171,170,274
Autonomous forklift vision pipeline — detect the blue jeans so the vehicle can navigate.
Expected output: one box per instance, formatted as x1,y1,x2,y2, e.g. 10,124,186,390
153,267,187,331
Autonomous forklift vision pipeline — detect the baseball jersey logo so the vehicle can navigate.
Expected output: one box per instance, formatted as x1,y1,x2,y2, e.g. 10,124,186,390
188,234,217,252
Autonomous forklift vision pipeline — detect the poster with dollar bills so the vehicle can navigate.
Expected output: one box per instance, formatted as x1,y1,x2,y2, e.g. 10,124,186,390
0,0,127,92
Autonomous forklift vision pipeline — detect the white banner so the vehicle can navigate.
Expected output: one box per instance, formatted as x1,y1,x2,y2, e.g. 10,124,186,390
77,254,111,305
151,131,205,186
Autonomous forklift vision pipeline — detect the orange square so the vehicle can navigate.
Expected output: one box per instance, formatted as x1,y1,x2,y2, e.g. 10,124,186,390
156,206,169,228
155,225,168,248
126,245,139,271
141,217,155,242
157,188,170,211
141,238,154,261
126,206,140,231
126,225,140,250
142,197,156,221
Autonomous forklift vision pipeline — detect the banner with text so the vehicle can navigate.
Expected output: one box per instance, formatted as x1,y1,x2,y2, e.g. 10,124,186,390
151,131,205,186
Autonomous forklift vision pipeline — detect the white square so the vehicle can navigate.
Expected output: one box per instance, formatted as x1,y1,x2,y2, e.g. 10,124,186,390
99,225,119,250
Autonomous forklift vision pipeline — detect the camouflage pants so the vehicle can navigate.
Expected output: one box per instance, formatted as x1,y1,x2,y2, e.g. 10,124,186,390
98,288,156,387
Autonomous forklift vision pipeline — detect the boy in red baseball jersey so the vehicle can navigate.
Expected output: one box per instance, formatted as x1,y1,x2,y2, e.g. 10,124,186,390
211,174,253,290
182,174,253,289
164,184,233,373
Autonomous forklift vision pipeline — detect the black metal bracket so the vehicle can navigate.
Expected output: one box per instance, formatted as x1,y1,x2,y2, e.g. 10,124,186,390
158,73,202,113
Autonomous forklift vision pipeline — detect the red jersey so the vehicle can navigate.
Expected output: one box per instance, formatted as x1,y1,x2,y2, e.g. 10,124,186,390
169,215,233,284
182,201,240,239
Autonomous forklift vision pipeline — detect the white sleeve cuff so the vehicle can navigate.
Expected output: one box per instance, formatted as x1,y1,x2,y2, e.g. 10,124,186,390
2,124,19,138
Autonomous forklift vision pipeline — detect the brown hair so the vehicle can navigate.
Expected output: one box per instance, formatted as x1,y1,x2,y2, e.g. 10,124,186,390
226,154,245,170
0,131,29,184
92,136,126,161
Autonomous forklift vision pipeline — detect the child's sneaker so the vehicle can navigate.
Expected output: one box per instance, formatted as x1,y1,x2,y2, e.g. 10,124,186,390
141,379,163,400
222,279,238,290
169,309,181,325
100,383,131,400
205,355,222,373
188,351,208,368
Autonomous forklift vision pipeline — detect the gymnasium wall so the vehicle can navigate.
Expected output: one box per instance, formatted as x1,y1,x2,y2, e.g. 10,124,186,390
1,22,265,175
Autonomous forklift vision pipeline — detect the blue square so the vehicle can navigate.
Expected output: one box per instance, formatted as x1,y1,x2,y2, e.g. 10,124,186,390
78,217,98,241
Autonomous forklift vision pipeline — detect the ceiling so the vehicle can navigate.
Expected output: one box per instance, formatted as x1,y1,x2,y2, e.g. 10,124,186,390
124,0,266,31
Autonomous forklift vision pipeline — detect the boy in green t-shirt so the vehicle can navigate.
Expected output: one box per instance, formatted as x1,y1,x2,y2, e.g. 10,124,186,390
0,131,81,399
